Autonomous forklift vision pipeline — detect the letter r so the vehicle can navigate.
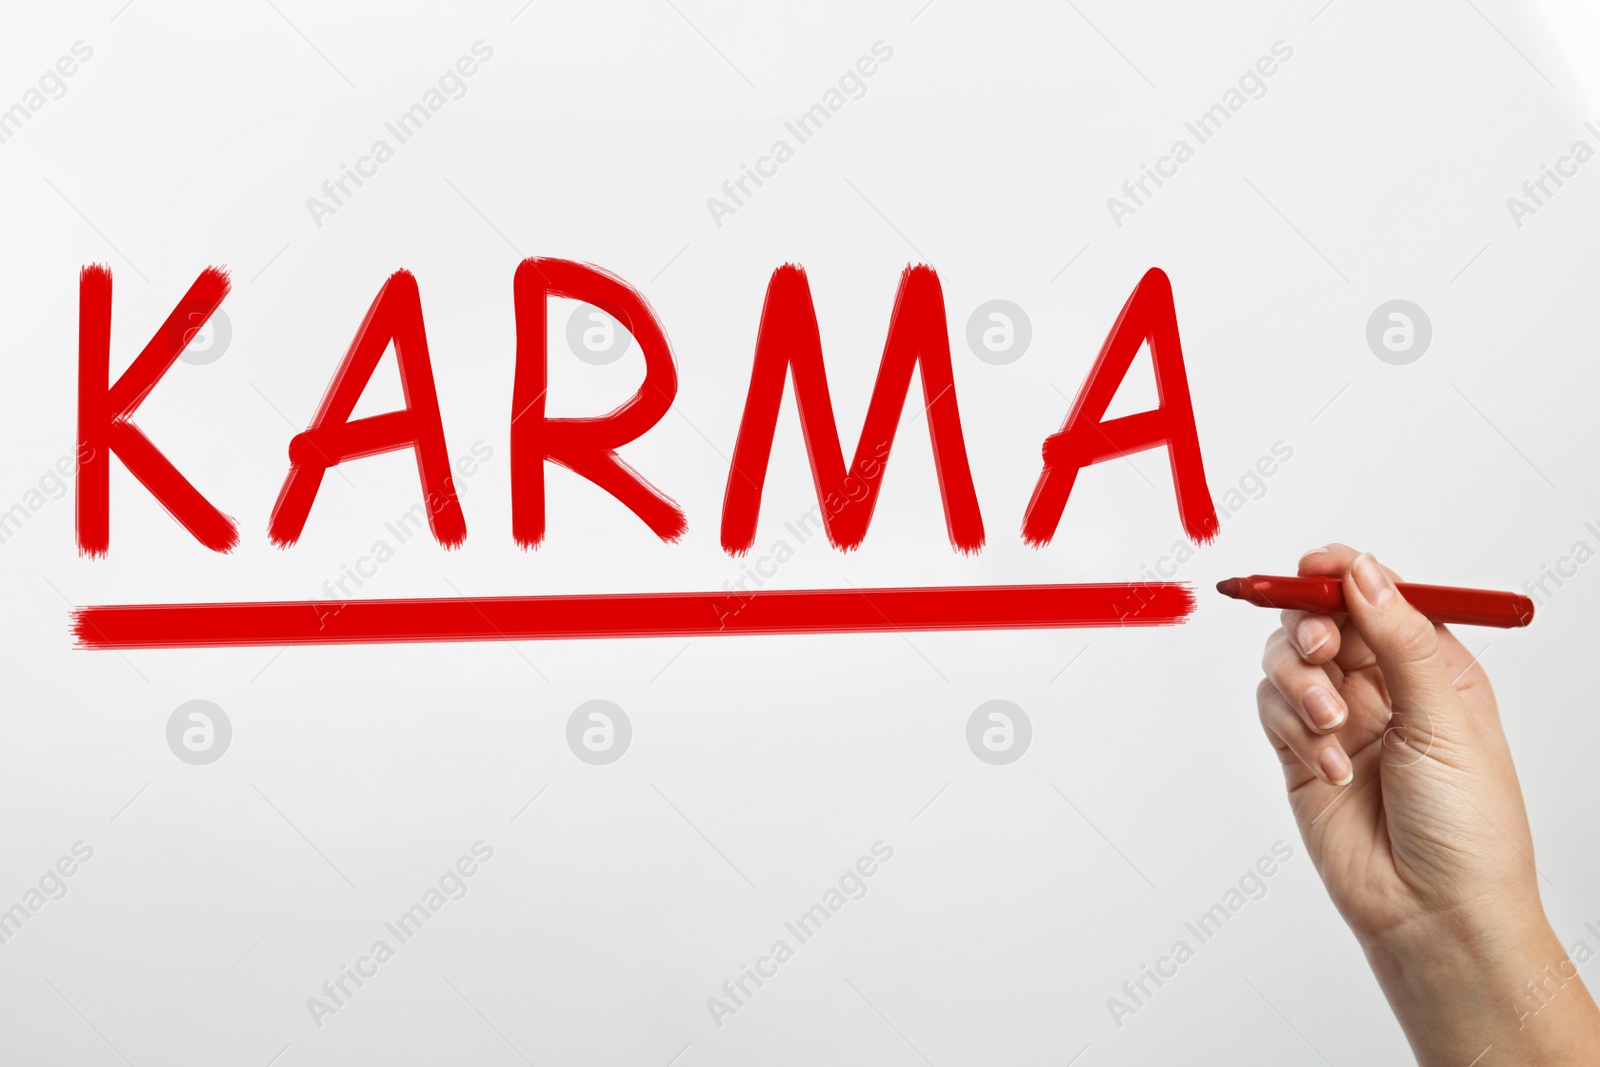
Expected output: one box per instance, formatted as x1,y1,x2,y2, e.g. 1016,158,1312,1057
510,258,686,547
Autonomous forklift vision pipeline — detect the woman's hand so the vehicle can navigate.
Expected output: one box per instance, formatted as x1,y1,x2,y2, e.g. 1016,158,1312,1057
1257,544,1600,1064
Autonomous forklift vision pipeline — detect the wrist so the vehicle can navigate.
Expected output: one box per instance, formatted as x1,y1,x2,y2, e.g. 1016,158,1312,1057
1361,906,1600,1065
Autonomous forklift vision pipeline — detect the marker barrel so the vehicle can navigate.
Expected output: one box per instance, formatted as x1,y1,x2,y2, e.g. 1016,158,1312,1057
1229,575,1534,628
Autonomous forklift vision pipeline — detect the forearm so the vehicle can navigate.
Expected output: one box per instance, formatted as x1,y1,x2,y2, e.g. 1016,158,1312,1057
1363,914,1600,1065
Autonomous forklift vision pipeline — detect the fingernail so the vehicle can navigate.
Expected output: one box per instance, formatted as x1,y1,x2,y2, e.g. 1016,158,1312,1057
1352,553,1394,606
1296,619,1330,657
1319,746,1353,786
1300,547,1328,563
1304,685,1345,730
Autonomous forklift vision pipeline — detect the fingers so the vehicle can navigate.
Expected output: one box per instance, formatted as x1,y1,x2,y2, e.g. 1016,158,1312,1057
1298,542,1362,578
1301,544,1481,681
1256,543,1481,793
1262,629,1348,733
1340,552,1462,722
1279,608,1341,665
1258,679,1353,785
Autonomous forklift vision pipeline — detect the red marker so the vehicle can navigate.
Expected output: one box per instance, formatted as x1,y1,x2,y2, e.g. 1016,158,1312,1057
1215,575,1535,628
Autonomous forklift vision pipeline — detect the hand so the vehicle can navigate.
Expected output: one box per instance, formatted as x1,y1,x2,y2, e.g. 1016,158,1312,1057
1257,544,1600,1064
1258,543,1533,942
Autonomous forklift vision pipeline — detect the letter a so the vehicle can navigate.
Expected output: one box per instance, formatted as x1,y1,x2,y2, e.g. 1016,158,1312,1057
269,270,464,547
1022,268,1216,546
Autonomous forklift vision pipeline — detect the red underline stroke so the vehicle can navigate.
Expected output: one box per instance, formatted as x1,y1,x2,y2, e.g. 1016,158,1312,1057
71,583,1197,649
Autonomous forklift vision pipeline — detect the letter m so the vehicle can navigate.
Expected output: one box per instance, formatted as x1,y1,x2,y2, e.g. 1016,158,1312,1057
720,265,984,554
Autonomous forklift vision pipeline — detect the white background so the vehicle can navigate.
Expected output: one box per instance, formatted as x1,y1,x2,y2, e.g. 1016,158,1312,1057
2,1,1599,1063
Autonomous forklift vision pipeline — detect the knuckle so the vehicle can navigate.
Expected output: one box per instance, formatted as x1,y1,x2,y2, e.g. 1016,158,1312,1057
1261,630,1291,674
1255,678,1279,718
1384,610,1439,666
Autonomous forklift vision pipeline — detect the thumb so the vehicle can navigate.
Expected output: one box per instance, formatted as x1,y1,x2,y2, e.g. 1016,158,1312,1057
1343,553,1463,725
